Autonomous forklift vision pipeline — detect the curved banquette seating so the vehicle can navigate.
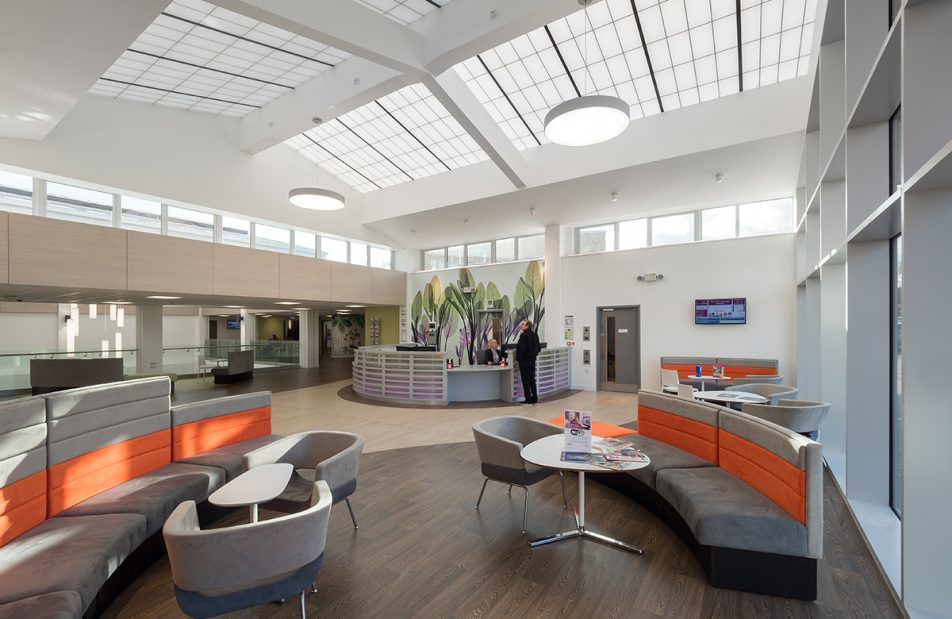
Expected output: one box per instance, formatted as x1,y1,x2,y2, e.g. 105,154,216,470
0,378,282,618
661,356,780,390
592,390,822,600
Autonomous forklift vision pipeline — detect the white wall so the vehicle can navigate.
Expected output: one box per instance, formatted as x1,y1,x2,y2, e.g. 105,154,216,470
0,313,58,353
0,312,203,353
561,234,797,391
164,315,201,347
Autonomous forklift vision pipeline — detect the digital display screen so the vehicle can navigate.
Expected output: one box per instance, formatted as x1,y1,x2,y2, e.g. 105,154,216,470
226,319,241,330
695,298,747,325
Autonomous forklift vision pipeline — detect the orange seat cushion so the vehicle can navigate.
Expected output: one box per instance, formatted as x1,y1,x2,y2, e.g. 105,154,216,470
637,406,718,463
719,429,806,523
546,417,635,438
0,471,47,547
172,407,272,461
47,429,171,517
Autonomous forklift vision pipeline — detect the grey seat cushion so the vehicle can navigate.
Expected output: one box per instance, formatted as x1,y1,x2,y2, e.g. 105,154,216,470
58,463,225,535
263,470,358,512
177,434,284,480
0,513,147,610
0,591,83,619
615,435,715,490
656,467,808,557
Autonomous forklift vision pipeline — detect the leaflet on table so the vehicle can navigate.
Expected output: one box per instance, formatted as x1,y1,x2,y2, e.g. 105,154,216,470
559,451,629,470
594,438,649,463
563,410,592,453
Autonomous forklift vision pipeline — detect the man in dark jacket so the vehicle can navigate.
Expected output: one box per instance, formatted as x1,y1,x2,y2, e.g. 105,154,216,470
515,320,541,404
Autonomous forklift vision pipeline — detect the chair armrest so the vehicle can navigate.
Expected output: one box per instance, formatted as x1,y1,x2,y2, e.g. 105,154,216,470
473,431,526,470
311,436,364,495
242,434,300,471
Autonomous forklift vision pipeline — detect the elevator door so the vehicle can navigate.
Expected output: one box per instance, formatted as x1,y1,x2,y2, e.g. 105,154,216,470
598,307,640,392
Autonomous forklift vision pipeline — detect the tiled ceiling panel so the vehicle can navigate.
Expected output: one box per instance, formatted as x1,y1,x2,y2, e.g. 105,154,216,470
455,0,816,151
88,0,349,117
285,83,488,193
353,0,450,25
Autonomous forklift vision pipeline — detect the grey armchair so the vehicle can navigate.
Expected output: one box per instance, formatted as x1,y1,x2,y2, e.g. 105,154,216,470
726,383,799,404
740,399,831,440
472,416,568,534
163,480,332,619
243,431,364,529
730,375,786,386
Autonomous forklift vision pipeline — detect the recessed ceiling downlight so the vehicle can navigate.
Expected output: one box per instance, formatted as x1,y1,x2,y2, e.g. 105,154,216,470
543,95,630,147
288,188,345,211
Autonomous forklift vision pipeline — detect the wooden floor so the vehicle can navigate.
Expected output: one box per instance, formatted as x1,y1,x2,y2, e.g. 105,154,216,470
104,441,903,619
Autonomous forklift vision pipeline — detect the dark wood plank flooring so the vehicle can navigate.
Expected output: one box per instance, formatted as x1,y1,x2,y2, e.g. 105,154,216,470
103,442,903,619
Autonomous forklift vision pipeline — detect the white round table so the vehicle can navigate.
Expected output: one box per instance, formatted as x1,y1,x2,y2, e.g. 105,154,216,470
686,375,731,391
694,390,768,406
208,463,294,522
520,434,650,554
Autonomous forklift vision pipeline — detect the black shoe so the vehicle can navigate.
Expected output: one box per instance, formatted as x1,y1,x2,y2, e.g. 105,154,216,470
520,400,531,405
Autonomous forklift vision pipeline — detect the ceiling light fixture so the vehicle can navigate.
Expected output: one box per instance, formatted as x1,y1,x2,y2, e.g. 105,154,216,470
289,117,346,211
610,192,619,202
147,295,182,300
715,172,725,183
346,305,365,308
275,301,300,305
543,0,630,147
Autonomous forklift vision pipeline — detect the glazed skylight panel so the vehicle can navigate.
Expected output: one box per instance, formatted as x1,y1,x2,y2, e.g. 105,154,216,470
739,0,815,89
353,0,447,25
285,84,487,193
88,0,348,117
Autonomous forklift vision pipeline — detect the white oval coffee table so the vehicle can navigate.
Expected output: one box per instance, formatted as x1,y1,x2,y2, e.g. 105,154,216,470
521,434,650,554
209,462,294,522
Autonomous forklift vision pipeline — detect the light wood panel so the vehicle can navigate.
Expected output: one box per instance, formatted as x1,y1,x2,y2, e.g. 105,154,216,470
213,244,279,298
330,262,373,304
372,268,406,305
0,213,8,284
278,254,331,301
8,214,127,289
0,301,54,313
127,232,213,295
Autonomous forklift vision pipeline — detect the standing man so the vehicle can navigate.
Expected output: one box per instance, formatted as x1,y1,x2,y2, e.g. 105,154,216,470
516,319,541,404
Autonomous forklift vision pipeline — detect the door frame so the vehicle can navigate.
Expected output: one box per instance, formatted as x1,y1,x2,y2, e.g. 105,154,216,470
596,305,642,393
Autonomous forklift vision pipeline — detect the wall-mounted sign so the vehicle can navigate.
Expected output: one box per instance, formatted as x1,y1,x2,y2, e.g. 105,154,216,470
564,315,575,342
583,350,591,365
582,326,591,342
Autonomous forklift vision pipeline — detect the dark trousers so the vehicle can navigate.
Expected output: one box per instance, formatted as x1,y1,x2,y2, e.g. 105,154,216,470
519,363,538,403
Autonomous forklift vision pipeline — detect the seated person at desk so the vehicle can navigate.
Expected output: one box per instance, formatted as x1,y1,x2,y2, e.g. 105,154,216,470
483,339,508,365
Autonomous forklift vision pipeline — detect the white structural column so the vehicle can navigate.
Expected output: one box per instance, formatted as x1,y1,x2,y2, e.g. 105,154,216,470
542,224,563,346
240,309,256,346
135,305,163,373
298,310,320,369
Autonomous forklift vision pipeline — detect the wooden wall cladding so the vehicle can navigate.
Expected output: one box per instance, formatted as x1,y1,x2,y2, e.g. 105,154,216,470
331,262,373,304
127,232,213,295
279,254,331,301
213,244,280,298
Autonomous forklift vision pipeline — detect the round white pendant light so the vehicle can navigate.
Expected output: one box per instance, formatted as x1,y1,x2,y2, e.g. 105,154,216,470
543,95,630,147
290,117,346,211
288,187,345,211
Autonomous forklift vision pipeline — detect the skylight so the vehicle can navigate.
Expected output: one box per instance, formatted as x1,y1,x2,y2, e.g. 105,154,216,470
353,0,449,25
285,83,488,193
88,0,349,117
454,0,816,151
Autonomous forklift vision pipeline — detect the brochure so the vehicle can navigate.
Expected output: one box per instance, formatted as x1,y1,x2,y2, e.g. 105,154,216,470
560,451,593,463
593,439,649,464
563,410,592,453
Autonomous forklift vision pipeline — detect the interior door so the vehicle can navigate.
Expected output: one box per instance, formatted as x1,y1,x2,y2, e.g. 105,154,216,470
598,307,640,392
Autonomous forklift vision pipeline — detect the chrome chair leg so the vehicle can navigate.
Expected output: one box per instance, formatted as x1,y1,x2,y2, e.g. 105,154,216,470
475,477,489,509
508,484,512,495
299,590,307,618
559,471,568,509
311,580,318,594
345,497,358,529
522,486,530,534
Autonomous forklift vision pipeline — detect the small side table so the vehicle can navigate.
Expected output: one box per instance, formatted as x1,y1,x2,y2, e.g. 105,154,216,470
209,463,294,522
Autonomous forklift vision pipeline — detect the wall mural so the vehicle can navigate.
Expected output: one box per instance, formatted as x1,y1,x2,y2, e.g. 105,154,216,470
330,314,365,358
409,261,545,365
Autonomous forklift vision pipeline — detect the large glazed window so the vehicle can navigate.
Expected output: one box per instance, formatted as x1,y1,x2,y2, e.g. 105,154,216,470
167,206,214,242
701,205,736,240
0,170,33,215
651,213,694,246
890,233,903,518
321,236,348,263
222,216,250,247
518,235,544,260
47,182,113,227
738,198,793,236
578,224,615,254
121,196,161,233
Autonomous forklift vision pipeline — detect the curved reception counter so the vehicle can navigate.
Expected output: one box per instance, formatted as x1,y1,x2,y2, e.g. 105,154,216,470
352,345,571,406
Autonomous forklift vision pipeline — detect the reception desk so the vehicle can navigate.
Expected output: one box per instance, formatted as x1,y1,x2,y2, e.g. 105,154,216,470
352,345,571,405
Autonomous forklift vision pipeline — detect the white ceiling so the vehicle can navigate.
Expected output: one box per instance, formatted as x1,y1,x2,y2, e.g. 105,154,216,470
354,0,451,25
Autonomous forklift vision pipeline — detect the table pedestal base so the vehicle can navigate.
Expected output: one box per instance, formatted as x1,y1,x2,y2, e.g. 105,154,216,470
527,471,643,554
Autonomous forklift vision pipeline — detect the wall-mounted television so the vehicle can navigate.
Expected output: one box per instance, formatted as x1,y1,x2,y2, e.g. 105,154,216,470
695,298,747,325
226,318,241,330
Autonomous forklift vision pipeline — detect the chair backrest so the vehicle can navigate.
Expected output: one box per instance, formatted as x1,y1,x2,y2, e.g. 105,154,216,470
637,390,720,463
740,400,831,435
44,377,171,516
164,480,333,595
717,409,823,559
660,368,680,389
0,396,47,547
716,357,778,378
660,357,716,379
730,375,785,386
227,350,254,374
676,384,695,400
726,384,798,404
29,358,124,392
472,416,559,470
170,392,271,461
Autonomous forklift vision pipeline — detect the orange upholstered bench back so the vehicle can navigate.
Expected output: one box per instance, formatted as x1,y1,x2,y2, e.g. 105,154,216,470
718,428,805,522
171,392,273,460
661,363,715,379
0,396,49,547
637,391,720,463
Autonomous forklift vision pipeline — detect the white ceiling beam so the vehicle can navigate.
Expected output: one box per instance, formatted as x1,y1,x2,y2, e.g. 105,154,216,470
207,0,426,74
425,72,528,189
0,0,169,140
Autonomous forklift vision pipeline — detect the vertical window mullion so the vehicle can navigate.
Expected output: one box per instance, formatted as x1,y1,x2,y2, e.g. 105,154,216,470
646,218,653,247
160,204,168,235
213,214,223,244
33,178,46,217
111,194,121,228
249,222,256,249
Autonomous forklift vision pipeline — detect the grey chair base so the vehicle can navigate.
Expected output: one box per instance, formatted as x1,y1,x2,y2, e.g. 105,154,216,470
474,473,568,534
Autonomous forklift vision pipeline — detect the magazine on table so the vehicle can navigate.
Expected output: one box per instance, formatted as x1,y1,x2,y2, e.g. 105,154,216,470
594,438,649,463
